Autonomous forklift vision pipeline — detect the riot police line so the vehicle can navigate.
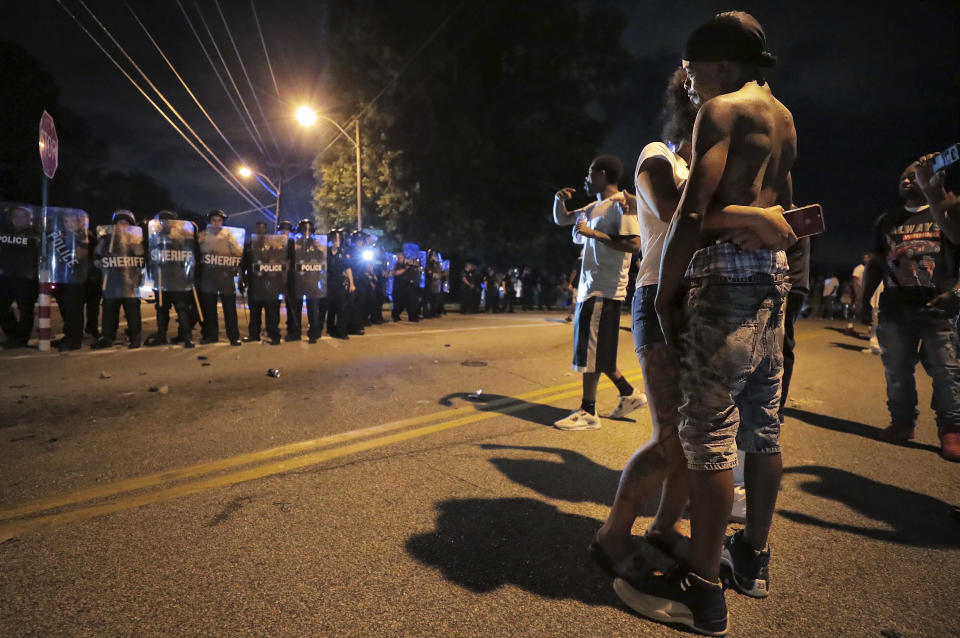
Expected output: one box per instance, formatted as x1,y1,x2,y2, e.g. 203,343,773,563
0,202,450,352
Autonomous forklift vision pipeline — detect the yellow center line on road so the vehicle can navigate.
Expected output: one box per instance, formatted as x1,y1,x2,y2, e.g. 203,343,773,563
0,368,643,526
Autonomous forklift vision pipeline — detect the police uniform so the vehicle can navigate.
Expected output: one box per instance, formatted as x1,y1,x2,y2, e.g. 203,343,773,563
326,233,352,339
0,204,39,348
93,210,143,349
198,210,242,346
145,211,195,348
288,220,328,343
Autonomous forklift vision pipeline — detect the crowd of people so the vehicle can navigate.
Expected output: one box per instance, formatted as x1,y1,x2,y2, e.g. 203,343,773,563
0,208,457,350
2,9,958,638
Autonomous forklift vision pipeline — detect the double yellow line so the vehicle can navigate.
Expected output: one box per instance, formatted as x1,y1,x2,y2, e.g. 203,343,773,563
0,367,643,541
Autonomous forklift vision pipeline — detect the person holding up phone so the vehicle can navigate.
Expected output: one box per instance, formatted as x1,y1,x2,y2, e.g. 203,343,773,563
860,159,960,462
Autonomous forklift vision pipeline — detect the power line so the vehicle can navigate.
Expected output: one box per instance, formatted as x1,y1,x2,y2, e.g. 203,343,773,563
194,0,270,156
213,0,281,157
250,0,280,98
123,1,246,166
54,0,271,217
74,0,269,214
176,0,267,160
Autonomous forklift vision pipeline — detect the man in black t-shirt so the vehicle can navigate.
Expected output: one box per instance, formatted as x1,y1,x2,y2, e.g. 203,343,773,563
860,160,960,462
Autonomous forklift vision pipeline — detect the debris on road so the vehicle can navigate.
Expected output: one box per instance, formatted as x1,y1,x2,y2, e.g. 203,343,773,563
267,369,281,378
99,371,111,379
148,384,169,394
461,360,487,367
198,355,208,360
201,362,211,367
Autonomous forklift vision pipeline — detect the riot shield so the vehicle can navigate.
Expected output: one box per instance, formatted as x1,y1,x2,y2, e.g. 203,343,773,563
441,259,451,293
418,250,428,289
384,252,398,301
96,224,145,299
147,219,196,292
248,234,289,303
292,233,328,299
402,243,420,261
42,207,89,284
0,202,40,280
198,226,244,294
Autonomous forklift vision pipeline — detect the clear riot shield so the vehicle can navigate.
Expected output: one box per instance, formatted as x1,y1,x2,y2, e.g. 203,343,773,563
0,202,40,280
292,233,328,299
42,207,89,284
198,226,244,294
441,259,451,293
96,224,145,299
384,252,398,301
147,219,196,292
248,234,289,303
419,250,428,289
402,242,420,261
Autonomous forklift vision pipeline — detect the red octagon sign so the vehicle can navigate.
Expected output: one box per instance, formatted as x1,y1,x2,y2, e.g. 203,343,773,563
39,111,58,179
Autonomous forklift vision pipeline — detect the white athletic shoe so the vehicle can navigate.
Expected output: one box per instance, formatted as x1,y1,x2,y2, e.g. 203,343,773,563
554,409,601,431
608,392,648,419
729,484,747,524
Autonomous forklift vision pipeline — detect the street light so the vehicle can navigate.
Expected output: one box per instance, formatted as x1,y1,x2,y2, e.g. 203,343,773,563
297,106,363,232
238,165,280,223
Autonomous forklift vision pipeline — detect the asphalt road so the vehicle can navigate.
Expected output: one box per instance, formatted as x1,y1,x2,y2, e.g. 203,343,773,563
0,311,957,637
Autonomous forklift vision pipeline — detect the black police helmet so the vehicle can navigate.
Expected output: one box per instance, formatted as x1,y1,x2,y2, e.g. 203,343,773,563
277,220,293,231
112,209,136,225
298,218,314,230
155,210,178,220
207,209,227,222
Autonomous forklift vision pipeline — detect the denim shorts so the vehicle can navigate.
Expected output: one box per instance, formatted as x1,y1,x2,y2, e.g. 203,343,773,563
632,284,665,355
677,279,788,470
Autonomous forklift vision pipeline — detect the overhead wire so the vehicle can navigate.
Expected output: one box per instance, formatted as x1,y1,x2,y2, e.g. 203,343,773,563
53,0,274,219
250,0,280,98
213,0,282,157
73,0,271,217
193,0,270,157
176,0,267,160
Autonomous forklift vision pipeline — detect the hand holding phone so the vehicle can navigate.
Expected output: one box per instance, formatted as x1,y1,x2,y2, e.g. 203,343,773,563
783,204,825,238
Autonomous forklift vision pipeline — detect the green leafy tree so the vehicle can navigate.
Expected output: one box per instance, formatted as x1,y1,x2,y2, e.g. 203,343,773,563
311,110,417,232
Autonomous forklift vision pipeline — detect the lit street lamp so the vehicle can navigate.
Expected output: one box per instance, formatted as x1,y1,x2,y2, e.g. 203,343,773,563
237,165,281,225
296,106,363,232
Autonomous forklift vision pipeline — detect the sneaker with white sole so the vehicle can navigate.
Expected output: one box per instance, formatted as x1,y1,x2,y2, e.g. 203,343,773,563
720,529,770,598
609,392,648,419
554,409,601,430
614,567,728,636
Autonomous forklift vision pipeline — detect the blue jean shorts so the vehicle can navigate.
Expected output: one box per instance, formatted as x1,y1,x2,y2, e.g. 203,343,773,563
632,284,665,355
677,279,788,470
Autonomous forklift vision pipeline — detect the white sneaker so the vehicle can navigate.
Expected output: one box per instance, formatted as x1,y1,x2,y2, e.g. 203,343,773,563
730,484,747,524
608,392,648,419
554,409,601,431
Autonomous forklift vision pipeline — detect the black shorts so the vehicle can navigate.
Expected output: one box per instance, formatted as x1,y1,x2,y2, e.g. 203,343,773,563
572,296,622,373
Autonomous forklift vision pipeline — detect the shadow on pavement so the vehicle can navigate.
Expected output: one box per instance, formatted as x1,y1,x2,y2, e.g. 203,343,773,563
478,443,658,513
782,407,940,454
438,392,571,428
778,465,960,548
830,341,868,352
406,497,617,605
823,325,869,340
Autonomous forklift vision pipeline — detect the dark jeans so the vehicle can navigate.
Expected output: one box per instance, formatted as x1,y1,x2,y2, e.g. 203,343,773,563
101,297,141,344
289,296,328,339
200,291,239,342
780,290,806,415
877,307,960,431
54,283,85,347
0,278,37,345
249,299,281,341
327,286,351,337
155,290,193,342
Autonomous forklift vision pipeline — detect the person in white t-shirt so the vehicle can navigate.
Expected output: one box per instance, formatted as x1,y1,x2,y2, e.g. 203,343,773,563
551,155,647,430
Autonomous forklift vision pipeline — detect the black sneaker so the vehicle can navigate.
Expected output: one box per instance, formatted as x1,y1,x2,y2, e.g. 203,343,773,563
720,529,770,598
613,567,727,637
144,334,167,347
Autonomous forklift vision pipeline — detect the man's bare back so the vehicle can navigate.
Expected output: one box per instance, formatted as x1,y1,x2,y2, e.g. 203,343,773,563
700,82,796,244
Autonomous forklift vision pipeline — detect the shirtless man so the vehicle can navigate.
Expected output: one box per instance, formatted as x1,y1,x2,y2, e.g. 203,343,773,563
612,12,797,636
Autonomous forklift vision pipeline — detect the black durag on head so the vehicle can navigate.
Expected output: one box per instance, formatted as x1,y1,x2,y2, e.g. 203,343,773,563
685,11,777,68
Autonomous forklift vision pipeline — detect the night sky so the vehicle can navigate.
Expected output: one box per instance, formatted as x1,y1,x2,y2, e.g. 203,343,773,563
4,0,959,271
